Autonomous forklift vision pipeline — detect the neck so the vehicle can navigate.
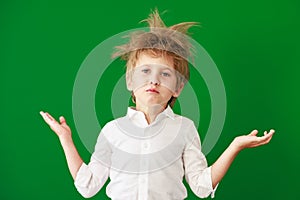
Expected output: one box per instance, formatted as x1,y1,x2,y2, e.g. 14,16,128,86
136,104,167,124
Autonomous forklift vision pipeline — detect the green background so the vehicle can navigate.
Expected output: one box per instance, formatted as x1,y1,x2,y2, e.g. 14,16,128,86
1,0,299,199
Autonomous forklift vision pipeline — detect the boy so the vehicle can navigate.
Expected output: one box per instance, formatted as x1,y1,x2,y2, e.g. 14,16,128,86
40,9,274,199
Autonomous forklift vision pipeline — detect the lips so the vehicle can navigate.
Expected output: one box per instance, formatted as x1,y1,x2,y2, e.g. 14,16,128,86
146,88,159,93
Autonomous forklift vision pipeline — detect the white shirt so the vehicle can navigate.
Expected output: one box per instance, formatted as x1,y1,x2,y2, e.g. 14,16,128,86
74,106,217,199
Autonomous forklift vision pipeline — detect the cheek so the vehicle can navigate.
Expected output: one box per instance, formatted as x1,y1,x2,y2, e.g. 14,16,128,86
132,87,145,98
131,73,149,90
160,86,174,97
160,78,177,92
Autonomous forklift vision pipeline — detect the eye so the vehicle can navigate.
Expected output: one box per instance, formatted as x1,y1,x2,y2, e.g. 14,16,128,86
161,72,171,77
141,68,150,74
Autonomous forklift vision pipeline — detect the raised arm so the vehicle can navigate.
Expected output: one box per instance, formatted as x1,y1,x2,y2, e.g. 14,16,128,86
40,111,83,180
211,129,275,188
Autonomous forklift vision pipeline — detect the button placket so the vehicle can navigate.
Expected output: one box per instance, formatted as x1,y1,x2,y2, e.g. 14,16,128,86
138,137,150,199
138,174,148,200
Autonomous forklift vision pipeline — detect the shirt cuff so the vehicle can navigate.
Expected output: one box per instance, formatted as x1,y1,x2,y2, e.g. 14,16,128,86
74,162,92,188
211,182,219,198
208,166,218,198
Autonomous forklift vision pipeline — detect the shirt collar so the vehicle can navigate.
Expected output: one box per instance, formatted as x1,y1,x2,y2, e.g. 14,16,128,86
127,105,175,121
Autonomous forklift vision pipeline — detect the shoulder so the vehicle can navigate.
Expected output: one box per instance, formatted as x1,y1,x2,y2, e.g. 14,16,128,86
173,113,196,127
101,116,126,133
169,113,200,145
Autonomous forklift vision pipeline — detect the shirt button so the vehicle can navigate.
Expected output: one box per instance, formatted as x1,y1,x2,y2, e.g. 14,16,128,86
143,142,149,150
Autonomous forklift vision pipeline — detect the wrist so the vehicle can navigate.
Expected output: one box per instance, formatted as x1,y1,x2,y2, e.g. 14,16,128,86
229,139,243,153
59,135,73,145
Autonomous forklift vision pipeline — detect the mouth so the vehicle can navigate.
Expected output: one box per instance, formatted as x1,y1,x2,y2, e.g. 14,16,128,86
146,88,159,93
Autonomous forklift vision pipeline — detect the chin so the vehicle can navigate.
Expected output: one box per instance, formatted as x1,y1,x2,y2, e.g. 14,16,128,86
136,96,169,107
141,100,168,109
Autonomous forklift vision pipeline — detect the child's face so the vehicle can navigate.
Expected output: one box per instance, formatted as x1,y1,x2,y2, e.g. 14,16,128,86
126,52,184,108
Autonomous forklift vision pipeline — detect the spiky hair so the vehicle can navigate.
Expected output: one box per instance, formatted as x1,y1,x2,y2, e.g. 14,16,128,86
113,9,198,65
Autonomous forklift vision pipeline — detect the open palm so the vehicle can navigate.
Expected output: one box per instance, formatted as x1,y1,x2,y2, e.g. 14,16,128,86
40,111,71,138
233,129,275,150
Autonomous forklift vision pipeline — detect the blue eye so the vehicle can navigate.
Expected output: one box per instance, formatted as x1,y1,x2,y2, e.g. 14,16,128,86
141,69,150,73
161,72,171,77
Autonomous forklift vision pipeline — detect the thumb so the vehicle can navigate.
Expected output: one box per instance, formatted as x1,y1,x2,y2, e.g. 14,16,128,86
249,129,259,136
59,116,66,125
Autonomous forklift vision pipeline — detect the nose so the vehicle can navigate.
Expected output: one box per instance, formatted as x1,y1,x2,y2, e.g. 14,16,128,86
150,73,160,85
150,80,160,85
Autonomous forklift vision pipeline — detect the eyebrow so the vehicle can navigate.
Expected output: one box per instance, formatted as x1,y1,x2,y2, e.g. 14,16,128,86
161,68,174,73
136,64,175,73
136,63,172,68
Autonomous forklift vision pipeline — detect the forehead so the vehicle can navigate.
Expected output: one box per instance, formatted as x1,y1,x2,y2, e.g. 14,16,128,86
135,52,174,69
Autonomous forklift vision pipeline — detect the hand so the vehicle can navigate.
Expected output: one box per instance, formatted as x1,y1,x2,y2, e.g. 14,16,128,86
232,129,275,151
40,111,72,139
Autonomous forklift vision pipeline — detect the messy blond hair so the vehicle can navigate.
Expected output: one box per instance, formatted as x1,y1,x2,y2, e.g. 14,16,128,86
112,9,198,107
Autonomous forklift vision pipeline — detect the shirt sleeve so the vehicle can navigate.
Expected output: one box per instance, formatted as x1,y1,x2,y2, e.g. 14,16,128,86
183,122,218,198
74,132,112,198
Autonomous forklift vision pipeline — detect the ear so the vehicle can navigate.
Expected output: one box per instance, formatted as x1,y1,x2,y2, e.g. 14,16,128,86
126,72,133,91
173,82,184,97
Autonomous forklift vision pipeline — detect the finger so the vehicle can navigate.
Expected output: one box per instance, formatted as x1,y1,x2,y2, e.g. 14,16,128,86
45,112,55,121
269,129,275,135
39,111,45,119
258,136,273,146
265,135,273,144
40,112,59,128
59,116,66,124
264,131,267,136
262,129,275,139
40,111,53,125
265,130,275,142
257,132,274,145
249,130,259,136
